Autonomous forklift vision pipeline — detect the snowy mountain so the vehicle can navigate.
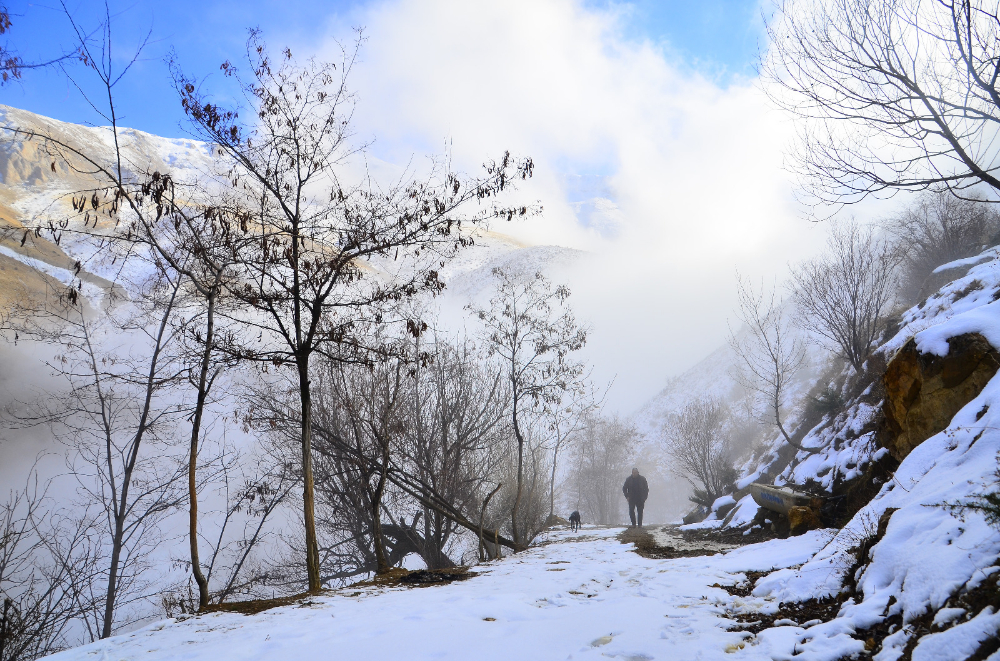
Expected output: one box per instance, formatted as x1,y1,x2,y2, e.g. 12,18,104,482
0,105,583,315
630,318,830,439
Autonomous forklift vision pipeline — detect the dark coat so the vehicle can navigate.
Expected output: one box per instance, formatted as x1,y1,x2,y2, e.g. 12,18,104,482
623,474,649,504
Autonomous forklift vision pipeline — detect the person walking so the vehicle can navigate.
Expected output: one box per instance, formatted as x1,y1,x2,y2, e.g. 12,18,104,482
622,468,649,527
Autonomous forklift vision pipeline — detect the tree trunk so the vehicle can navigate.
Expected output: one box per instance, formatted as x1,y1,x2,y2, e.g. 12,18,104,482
479,482,503,561
371,440,390,574
297,357,322,593
101,513,125,639
549,435,562,519
99,285,176,638
511,389,525,550
189,292,216,610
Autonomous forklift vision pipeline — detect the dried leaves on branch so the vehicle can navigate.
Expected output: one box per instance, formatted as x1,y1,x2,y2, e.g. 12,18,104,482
169,33,535,591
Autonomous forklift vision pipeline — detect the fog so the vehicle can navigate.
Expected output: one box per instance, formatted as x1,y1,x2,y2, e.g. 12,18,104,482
305,0,838,414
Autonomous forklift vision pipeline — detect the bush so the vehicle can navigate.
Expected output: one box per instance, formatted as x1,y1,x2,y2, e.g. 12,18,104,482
943,453,1000,531
885,192,1000,304
662,399,738,507
791,221,903,373
807,386,845,419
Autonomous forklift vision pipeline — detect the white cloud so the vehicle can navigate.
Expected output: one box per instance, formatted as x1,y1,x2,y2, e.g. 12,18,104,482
314,0,832,413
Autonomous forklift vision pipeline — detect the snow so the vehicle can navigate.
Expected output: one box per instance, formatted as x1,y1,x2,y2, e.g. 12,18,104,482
746,411,1000,658
0,244,105,303
4,105,999,659
932,250,997,274
687,242,1000,660
883,251,1000,357
710,494,735,512
914,299,1000,356
46,527,833,661
723,494,760,528
741,320,1000,660
911,608,1000,661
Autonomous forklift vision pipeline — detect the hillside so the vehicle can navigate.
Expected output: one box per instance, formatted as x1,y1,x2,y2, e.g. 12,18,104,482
630,316,829,440
665,247,1000,659
0,105,582,314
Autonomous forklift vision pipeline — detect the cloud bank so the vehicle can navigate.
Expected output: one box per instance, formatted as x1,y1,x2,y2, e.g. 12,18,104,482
310,0,830,413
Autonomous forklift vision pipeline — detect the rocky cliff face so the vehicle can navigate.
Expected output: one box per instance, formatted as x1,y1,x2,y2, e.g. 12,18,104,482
882,332,1000,461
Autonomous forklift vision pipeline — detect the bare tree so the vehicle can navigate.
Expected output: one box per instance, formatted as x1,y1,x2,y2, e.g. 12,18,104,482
790,221,902,373
543,384,599,519
885,191,1000,302
5,271,188,639
0,4,247,611
401,331,509,567
468,268,588,549
324,352,407,575
172,34,533,591
64,291,186,639
729,274,815,453
0,475,99,660
662,399,737,509
307,329,510,577
762,0,1000,209
161,439,297,613
570,415,637,525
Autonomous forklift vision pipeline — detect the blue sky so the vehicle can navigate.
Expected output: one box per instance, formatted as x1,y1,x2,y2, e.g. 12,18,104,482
5,0,766,138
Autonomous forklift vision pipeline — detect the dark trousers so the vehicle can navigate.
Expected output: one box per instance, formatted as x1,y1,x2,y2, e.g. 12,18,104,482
628,500,644,526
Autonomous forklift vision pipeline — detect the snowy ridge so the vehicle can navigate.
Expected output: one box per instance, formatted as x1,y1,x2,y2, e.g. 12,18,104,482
717,246,1000,660
0,105,580,309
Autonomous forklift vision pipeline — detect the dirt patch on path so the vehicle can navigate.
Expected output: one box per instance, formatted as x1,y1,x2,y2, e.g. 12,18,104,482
618,525,740,559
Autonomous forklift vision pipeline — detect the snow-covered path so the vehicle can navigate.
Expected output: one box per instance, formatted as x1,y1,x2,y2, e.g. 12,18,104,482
48,527,833,661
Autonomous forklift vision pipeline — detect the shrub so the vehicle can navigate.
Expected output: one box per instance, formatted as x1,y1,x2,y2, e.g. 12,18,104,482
885,192,1000,304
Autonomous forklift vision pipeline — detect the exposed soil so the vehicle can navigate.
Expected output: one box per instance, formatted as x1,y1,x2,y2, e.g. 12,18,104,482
200,567,477,615
349,566,477,589
200,592,318,616
685,524,781,546
727,596,845,635
398,568,475,586
716,570,772,598
618,525,740,559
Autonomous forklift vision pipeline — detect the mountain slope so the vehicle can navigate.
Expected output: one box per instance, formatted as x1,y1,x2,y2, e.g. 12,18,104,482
0,105,583,313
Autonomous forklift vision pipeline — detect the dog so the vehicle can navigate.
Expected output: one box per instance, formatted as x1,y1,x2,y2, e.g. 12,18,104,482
569,510,581,532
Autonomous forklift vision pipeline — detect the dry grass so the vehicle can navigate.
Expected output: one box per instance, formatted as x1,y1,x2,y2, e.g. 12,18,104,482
199,567,477,616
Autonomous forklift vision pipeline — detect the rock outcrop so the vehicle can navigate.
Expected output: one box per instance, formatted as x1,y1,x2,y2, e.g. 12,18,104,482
882,333,1000,460
787,506,822,536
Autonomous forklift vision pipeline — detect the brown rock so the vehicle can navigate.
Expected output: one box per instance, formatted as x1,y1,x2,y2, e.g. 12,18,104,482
882,333,1000,461
788,506,821,535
